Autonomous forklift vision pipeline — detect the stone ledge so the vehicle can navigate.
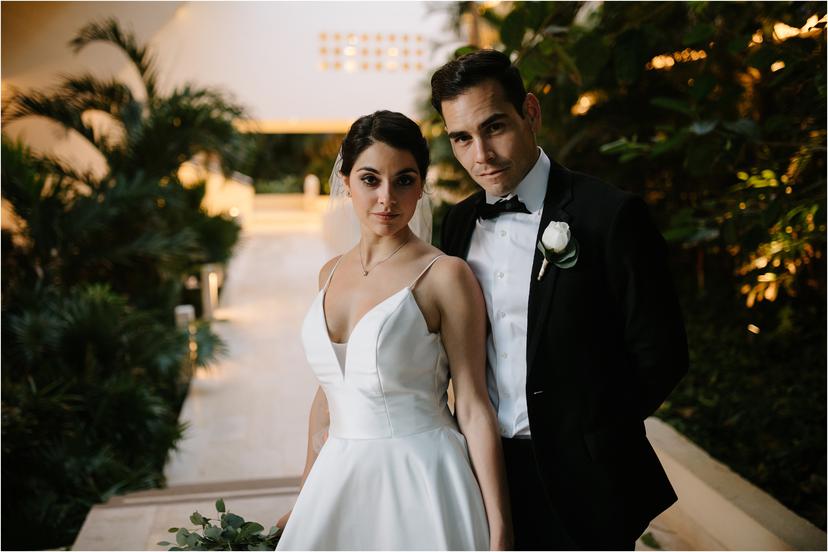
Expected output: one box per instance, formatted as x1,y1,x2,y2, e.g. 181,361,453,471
645,417,826,550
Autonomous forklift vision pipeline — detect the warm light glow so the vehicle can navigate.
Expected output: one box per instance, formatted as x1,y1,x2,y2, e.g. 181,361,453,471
386,60,398,71
773,14,827,41
571,92,597,116
647,55,675,70
757,272,777,282
229,207,240,217
771,61,786,72
388,47,399,57
344,60,357,72
747,324,760,334
542,84,552,94
344,46,356,56
751,31,764,44
774,22,801,41
754,256,769,269
647,49,706,70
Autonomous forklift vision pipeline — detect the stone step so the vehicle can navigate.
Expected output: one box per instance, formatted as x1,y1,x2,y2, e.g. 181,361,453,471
73,478,300,551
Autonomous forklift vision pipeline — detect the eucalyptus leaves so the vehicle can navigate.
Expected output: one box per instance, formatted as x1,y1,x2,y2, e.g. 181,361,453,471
159,498,281,551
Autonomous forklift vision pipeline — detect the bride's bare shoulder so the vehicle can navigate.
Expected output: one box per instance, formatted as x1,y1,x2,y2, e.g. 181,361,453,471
318,255,343,290
428,255,479,292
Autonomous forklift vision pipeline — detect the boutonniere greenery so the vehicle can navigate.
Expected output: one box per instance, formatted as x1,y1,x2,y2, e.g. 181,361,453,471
537,221,579,281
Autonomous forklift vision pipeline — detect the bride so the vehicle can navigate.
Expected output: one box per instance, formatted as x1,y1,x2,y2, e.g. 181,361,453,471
275,110,512,550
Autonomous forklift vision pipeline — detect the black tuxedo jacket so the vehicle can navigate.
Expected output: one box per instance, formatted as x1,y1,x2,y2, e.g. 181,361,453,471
441,159,689,546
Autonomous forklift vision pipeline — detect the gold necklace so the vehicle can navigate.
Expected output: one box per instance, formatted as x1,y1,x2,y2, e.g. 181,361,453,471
359,235,411,276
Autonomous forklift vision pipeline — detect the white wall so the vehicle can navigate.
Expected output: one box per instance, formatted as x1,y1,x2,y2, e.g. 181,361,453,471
2,1,460,174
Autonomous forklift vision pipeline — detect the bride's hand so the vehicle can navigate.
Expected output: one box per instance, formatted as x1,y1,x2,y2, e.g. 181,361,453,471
276,509,292,530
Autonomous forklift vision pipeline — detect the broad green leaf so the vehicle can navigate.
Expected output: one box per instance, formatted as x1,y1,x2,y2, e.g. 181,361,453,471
501,9,527,51
722,119,759,141
688,74,716,101
650,97,694,116
204,526,222,540
225,513,245,529
652,131,689,157
190,512,205,526
614,30,644,85
690,120,717,135
216,498,225,513
453,45,478,59
684,23,714,45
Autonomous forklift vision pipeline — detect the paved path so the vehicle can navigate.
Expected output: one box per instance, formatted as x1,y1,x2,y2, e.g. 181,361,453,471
164,201,329,484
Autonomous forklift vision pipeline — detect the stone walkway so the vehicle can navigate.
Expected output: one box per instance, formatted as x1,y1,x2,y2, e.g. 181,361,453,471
164,200,329,485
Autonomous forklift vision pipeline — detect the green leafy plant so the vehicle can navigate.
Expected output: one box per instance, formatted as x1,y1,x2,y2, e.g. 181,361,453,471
158,499,281,551
2,17,243,550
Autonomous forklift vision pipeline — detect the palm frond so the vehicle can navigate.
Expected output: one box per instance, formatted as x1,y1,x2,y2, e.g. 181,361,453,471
3,91,97,145
70,18,158,99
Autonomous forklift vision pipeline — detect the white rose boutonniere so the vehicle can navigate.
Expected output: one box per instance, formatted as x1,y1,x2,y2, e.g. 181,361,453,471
537,221,579,280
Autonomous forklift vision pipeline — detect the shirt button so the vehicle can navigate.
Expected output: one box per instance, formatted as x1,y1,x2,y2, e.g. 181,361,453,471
499,230,507,237
496,271,505,280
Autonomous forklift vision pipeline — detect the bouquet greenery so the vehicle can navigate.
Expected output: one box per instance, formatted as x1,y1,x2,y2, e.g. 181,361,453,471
159,499,281,551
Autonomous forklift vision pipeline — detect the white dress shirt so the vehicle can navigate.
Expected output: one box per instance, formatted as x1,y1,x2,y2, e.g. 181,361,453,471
466,148,550,437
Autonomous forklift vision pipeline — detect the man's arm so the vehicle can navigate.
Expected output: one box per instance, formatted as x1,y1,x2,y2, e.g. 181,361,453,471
606,195,689,418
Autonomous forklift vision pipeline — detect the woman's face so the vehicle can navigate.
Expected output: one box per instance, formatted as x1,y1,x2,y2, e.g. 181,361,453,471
343,141,423,238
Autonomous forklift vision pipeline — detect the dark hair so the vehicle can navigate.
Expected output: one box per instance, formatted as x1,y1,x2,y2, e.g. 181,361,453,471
430,49,527,117
340,110,429,178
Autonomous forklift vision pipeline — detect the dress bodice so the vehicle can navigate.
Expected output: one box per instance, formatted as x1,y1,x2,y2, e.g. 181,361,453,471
301,256,454,439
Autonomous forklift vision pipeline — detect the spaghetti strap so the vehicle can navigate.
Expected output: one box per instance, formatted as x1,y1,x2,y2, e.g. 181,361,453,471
322,255,345,290
408,255,446,290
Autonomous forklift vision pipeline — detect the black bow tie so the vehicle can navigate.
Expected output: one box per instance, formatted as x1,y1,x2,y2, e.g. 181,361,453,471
477,196,531,220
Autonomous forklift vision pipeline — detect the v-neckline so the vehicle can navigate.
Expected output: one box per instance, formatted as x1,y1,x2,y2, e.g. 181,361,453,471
321,285,409,344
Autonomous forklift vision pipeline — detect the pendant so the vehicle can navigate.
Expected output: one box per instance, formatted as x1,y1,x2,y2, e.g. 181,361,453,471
362,270,369,276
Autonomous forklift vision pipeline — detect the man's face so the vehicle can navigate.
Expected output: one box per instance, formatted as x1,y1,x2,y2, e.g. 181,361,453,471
441,79,541,197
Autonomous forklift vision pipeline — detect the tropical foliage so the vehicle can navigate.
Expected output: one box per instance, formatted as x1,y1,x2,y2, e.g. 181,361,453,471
2,18,246,549
425,1,826,528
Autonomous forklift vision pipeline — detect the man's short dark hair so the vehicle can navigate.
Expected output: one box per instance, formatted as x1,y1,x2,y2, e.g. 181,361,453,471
430,49,527,117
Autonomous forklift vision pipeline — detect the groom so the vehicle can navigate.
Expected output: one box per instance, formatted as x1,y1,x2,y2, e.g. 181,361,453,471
432,50,688,550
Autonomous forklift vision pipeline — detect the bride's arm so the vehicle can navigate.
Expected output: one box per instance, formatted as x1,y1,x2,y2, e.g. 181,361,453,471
277,257,340,529
434,258,513,550
276,386,330,528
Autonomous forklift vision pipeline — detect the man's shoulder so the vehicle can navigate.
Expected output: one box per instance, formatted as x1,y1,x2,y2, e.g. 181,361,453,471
449,189,485,214
563,166,636,215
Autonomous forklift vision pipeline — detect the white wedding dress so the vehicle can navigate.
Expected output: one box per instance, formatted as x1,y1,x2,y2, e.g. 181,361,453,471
276,255,490,550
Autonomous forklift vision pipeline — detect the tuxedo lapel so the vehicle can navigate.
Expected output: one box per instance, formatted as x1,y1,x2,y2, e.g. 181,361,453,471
526,161,574,373
449,191,484,259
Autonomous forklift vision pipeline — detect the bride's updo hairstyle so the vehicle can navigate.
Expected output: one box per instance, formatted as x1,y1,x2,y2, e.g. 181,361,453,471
340,110,429,179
